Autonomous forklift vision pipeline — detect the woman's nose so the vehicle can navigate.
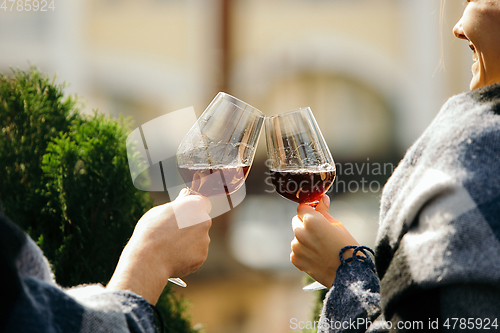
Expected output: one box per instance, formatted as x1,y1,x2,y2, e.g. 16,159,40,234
453,19,467,40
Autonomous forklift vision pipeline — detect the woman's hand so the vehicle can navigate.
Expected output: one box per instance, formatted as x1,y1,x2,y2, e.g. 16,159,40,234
290,195,359,288
107,189,212,305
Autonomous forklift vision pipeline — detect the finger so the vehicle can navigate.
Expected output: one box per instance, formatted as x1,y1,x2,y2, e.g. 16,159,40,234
290,237,300,253
314,195,333,222
291,215,303,231
290,251,307,272
292,216,313,246
322,194,330,207
315,194,330,214
192,172,201,193
176,188,190,198
179,194,212,214
290,251,304,271
298,206,328,232
297,203,316,220
313,195,347,230
196,195,212,215
175,188,212,213
172,195,212,229
290,248,314,274
290,239,312,272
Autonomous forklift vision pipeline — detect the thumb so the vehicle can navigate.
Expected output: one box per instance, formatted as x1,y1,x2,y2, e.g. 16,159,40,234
315,195,348,231
315,194,330,217
315,195,344,229
176,188,190,199
174,188,212,215
171,194,212,229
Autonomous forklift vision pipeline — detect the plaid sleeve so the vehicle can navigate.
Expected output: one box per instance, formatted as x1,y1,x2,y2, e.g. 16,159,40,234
0,213,158,333
66,285,159,333
4,278,158,333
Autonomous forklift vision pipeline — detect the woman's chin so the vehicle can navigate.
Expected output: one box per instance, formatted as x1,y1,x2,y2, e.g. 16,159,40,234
469,74,500,90
470,78,481,90
470,70,487,90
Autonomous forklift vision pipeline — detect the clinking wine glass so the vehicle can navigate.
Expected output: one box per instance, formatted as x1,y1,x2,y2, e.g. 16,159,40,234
177,92,265,197
266,107,336,207
265,107,336,290
172,93,264,287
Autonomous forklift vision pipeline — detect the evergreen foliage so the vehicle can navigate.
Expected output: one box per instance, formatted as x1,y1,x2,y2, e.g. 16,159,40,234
0,67,199,332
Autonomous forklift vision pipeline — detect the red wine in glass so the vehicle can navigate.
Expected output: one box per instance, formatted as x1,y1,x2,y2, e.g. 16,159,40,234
178,164,250,197
270,168,335,206
266,107,336,207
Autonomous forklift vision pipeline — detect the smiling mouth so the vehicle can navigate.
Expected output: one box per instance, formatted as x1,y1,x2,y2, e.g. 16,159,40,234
469,43,478,61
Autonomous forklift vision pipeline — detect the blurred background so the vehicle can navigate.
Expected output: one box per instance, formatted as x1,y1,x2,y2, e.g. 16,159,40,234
0,0,472,332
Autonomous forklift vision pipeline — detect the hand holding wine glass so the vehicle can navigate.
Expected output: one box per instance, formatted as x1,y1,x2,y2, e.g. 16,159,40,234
107,189,211,303
292,194,360,290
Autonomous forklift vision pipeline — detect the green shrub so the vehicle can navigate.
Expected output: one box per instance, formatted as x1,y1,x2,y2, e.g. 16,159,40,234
0,67,199,332
41,113,152,285
0,67,77,239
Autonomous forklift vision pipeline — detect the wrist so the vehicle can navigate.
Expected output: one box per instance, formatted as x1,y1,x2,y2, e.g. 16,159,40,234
107,242,171,305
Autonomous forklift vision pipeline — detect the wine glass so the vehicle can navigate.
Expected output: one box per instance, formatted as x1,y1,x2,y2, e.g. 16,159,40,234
265,107,336,291
172,92,264,287
177,92,265,197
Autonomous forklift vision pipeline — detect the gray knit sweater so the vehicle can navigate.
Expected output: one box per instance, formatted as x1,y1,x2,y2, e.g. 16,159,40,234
320,83,500,332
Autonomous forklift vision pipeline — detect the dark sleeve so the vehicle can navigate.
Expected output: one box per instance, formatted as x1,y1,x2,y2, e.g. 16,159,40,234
0,213,158,333
319,246,386,333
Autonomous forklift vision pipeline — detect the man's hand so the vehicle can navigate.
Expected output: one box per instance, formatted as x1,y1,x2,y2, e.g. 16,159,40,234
107,189,212,304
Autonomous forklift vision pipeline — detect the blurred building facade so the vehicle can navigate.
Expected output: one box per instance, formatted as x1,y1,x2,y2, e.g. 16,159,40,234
0,1,472,332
